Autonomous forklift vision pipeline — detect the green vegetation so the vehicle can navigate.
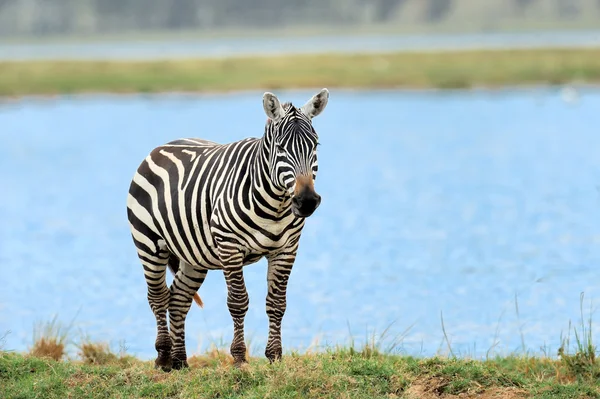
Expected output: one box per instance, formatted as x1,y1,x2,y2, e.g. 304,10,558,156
1,342,599,399
2,48,600,97
1,307,599,399
1,295,598,398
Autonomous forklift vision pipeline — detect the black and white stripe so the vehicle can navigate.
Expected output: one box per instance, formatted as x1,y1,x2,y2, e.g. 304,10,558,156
126,89,329,370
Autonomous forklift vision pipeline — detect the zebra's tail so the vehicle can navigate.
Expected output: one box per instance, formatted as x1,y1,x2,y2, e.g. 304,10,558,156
167,257,204,308
192,293,204,308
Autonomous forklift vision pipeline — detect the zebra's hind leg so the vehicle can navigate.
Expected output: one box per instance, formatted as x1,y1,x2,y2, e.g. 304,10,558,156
137,248,173,371
168,259,208,370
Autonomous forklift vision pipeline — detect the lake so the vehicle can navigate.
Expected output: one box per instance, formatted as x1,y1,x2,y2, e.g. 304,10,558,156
1,88,599,360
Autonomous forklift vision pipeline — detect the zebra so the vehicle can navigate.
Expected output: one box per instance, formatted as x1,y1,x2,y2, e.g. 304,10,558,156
126,88,329,370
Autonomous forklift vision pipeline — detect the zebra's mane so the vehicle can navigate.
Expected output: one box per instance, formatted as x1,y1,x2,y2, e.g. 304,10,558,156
281,102,294,112
264,101,306,133
265,102,296,127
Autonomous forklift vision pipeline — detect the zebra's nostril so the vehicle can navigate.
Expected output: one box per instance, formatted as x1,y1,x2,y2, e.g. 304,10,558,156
292,197,301,207
299,196,318,210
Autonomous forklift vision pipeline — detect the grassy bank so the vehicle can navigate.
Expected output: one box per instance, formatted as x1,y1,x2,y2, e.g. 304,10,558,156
4,288,599,399
2,298,598,398
2,48,600,97
1,316,599,399
1,346,599,399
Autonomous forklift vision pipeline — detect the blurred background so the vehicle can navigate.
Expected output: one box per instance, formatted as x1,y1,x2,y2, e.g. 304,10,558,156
1,0,600,37
1,1,600,362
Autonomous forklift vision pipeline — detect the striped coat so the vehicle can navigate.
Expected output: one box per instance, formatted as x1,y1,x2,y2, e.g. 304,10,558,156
126,89,329,370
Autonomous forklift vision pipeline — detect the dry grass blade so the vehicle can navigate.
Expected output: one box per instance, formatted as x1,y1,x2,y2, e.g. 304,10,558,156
78,341,118,365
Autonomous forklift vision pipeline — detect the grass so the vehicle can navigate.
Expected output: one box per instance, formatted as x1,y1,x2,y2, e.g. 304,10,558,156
558,293,598,382
0,324,598,398
1,343,598,398
2,48,600,97
28,315,72,361
1,294,597,398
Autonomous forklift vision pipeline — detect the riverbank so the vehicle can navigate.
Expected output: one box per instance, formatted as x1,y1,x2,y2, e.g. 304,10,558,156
1,314,598,399
1,48,599,97
1,346,598,398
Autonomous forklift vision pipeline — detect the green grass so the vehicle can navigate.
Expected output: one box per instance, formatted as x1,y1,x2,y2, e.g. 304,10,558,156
2,48,600,97
1,346,599,399
1,332,598,399
1,308,599,399
1,294,598,398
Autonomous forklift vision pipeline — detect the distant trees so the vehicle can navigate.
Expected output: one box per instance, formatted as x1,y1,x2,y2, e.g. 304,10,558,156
514,0,537,10
166,0,200,29
556,0,581,18
513,0,588,18
513,0,537,15
424,0,453,22
0,0,598,38
0,0,13,10
372,0,407,22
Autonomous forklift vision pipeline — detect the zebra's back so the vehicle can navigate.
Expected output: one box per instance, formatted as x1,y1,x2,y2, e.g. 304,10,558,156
127,136,262,269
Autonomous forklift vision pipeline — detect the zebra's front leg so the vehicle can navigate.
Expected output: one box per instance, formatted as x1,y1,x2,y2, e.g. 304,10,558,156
168,263,208,370
222,253,250,366
264,250,296,363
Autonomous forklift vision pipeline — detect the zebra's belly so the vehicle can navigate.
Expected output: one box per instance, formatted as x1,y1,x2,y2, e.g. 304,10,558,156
242,253,265,266
208,206,303,262
162,222,221,269
167,227,291,269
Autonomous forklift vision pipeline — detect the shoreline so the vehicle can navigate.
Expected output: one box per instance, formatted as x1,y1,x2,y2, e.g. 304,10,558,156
0,83,596,104
2,48,600,98
1,348,598,398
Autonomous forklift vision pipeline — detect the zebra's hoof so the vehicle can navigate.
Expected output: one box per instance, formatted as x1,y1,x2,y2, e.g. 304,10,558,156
265,347,282,363
155,355,173,372
267,356,282,364
233,359,248,369
172,358,189,370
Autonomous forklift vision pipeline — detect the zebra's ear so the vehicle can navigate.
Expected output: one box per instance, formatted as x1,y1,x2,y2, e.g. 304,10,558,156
263,92,285,122
301,88,329,119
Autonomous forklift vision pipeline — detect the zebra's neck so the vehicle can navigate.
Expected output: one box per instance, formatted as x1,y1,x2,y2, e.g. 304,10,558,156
248,132,291,217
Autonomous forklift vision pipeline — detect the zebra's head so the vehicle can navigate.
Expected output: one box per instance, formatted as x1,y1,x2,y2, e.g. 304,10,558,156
262,88,329,218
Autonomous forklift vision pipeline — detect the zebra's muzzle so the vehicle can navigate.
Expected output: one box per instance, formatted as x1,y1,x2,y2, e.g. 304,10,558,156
291,188,321,218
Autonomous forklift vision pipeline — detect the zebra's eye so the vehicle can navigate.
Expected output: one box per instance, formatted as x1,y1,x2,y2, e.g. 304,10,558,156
276,143,285,152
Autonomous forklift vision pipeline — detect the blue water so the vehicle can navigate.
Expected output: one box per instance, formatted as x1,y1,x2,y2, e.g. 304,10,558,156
1,30,600,61
1,88,599,360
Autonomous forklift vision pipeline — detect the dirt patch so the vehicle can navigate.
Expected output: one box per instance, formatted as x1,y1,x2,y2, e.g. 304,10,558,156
403,377,529,399
65,370,96,388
